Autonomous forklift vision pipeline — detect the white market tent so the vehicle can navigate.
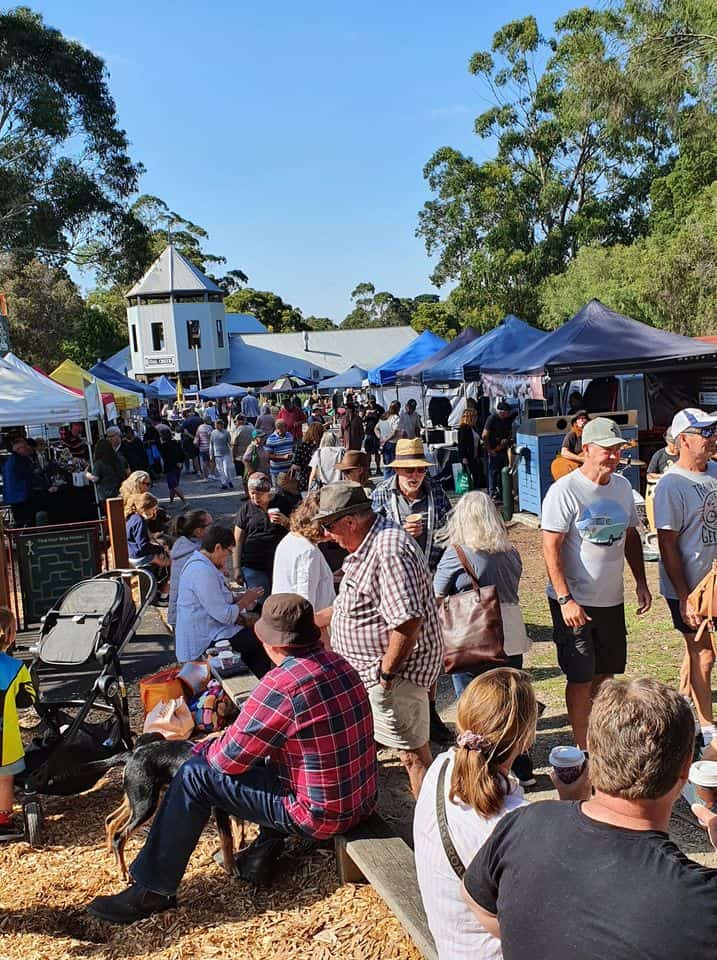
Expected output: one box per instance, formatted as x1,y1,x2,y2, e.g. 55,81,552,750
0,354,90,425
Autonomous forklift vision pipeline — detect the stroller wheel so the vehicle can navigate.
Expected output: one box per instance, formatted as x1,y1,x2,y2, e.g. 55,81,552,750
23,801,43,847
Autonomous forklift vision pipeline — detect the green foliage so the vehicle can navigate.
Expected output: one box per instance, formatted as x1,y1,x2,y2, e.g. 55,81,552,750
540,182,717,336
416,6,705,322
61,305,127,369
341,283,438,328
0,256,85,368
0,7,142,264
224,288,305,332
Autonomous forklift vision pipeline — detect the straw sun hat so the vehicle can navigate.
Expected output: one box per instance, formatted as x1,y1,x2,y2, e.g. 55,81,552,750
387,438,432,469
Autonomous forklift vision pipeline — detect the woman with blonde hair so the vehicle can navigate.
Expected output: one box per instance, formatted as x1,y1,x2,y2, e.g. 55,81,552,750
434,490,534,783
271,493,335,611
414,669,536,960
119,470,151,504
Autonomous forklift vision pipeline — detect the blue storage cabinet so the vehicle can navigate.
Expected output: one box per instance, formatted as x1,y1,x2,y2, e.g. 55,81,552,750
516,423,640,515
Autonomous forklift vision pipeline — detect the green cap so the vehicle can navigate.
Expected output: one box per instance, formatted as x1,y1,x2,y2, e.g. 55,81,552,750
581,417,625,447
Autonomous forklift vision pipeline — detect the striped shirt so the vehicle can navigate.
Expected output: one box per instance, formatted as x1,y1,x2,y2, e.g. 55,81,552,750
201,648,377,838
265,430,295,477
331,514,444,689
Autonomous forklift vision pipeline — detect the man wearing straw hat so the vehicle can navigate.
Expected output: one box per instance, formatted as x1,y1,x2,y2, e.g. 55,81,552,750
315,481,444,797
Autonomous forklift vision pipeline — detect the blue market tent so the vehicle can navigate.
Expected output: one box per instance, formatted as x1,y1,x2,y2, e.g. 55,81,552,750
199,381,247,399
397,326,482,384
367,330,446,386
461,316,549,381
89,360,148,394
480,300,717,380
145,375,177,398
317,365,368,392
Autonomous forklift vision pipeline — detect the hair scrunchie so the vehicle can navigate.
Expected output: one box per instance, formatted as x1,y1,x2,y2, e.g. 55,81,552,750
456,730,492,752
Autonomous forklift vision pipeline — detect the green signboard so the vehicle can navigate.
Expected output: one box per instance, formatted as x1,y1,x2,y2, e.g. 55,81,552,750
16,527,101,624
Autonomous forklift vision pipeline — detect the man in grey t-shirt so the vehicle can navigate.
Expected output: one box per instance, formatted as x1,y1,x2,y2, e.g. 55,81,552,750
541,417,651,748
654,407,717,743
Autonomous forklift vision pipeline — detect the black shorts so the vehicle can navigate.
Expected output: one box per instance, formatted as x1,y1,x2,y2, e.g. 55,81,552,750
665,596,715,636
549,598,627,683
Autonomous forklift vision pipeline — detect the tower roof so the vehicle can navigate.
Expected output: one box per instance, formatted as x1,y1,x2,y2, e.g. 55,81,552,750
126,244,222,298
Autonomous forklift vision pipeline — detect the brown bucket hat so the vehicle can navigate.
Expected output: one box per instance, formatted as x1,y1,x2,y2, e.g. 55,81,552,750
335,450,369,473
254,594,321,647
387,438,432,469
315,481,373,525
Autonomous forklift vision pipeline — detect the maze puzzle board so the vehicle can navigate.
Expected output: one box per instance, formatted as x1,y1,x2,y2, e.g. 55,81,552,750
16,528,101,625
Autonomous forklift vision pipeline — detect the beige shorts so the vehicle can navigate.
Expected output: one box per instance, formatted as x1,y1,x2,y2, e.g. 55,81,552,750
368,677,430,751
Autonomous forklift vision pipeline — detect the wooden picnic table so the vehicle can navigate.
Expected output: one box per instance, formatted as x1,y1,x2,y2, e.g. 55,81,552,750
209,662,258,707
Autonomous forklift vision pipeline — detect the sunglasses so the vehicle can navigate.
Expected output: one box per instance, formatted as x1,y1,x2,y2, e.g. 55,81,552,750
321,516,344,535
684,427,717,439
400,467,427,475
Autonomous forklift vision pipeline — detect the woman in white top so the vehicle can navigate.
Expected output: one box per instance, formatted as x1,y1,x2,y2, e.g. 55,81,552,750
307,430,345,490
271,494,336,611
414,669,537,960
376,400,401,479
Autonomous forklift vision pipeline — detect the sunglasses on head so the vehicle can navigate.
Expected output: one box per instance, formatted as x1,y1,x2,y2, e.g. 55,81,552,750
684,426,717,438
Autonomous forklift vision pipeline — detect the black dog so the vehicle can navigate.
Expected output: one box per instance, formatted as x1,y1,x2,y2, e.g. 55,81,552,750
66,734,234,879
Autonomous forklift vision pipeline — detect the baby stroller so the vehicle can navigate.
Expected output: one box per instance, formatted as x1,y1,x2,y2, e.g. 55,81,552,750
14,569,155,845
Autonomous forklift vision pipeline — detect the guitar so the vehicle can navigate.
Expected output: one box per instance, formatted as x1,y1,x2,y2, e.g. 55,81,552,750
551,439,640,481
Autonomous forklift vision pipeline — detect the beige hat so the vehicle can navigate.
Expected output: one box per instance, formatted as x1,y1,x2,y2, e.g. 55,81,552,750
387,438,432,469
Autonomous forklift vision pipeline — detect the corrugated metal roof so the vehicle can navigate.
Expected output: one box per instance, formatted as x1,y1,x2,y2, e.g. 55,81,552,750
226,327,418,385
225,313,268,334
126,245,222,297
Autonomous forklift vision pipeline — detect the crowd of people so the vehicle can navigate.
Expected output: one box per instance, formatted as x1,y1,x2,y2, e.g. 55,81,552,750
5,391,717,958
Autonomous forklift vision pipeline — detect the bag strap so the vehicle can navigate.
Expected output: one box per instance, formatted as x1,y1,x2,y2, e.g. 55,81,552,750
454,544,482,597
436,756,465,879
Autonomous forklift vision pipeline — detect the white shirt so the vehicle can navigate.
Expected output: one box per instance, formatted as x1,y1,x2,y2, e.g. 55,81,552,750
414,749,526,960
272,533,336,611
309,446,345,485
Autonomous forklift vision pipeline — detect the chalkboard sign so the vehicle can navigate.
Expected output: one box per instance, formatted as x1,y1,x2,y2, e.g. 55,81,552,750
16,527,101,625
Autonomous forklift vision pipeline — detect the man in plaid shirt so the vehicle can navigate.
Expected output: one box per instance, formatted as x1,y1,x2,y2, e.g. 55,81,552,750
315,482,444,799
89,595,377,925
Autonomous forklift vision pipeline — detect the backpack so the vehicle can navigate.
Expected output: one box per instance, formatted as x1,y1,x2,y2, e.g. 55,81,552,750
687,559,717,643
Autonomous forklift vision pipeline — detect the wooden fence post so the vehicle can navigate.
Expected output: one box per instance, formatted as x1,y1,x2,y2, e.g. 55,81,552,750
106,497,129,569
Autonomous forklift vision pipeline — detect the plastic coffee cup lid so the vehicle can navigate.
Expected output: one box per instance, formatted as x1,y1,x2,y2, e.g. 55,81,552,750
268,507,280,514
549,745,585,768
689,760,717,787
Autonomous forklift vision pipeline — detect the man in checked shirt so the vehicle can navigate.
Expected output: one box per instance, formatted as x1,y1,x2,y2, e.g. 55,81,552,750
88,595,377,925
315,481,444,799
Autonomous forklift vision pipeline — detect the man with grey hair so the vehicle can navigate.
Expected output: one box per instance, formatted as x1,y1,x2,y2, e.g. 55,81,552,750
241,387,259,425
542,417,651,748
462,677,717,959
315,481,443,797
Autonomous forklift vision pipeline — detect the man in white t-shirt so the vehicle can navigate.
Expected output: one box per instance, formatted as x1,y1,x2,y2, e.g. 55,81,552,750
541,417,651,748
654,407,717,745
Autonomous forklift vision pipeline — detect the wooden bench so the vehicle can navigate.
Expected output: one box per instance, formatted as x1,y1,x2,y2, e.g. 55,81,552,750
335,813,438,960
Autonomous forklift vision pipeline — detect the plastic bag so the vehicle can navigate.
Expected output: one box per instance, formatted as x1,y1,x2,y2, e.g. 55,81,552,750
455,467,472,495
143,697,194,740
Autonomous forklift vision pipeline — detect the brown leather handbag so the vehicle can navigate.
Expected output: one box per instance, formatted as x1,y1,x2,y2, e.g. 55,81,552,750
687,560,717,644
439,545,507,673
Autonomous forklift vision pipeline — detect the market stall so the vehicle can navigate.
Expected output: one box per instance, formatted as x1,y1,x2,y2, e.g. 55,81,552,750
51,359,142,413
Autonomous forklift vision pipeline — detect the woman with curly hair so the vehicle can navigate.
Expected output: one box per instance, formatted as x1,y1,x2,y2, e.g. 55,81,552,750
271,493,335,611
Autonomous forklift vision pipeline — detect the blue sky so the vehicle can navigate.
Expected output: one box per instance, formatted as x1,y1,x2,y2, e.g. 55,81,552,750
36,0,575,320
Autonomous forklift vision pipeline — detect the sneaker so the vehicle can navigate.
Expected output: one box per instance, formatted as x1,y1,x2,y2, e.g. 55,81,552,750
227,482,234,489
87,883,176,924
220,485,228,490
511,754,536,787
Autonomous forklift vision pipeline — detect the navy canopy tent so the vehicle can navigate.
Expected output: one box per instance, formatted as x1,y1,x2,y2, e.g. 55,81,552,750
199,381,247,399
461,316,549,381
317,365,368,392
89,360,147,394
480,300,717,380
367,330,446,386
145,375,177,398
397,326,482,384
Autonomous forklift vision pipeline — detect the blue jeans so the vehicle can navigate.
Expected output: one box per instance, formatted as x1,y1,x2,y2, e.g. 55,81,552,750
451,653,524,697
382,441,396,480
487,451,508,498
130,754,305,896
241,566,272,600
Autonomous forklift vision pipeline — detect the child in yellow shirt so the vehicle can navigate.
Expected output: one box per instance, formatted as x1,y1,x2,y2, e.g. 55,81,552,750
0,608,35,839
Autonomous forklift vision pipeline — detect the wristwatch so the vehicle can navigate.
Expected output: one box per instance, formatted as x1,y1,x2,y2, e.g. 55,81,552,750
379,669,396,683
557,593,573,605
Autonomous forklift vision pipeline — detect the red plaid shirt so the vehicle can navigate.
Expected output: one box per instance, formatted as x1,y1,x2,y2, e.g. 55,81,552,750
200,648,377,838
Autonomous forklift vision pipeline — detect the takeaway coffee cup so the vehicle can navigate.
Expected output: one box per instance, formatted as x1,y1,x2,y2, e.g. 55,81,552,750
405,512,424,533
689,760,717,812
549,745,586,784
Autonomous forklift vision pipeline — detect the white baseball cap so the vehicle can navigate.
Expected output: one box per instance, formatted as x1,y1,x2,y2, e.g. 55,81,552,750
670,408,717,439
